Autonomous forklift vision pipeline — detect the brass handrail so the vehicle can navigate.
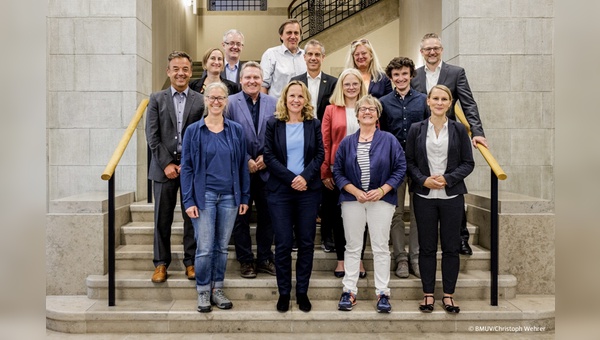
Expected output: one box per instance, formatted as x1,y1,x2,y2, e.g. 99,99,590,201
454,104,507,180
101,99,149,180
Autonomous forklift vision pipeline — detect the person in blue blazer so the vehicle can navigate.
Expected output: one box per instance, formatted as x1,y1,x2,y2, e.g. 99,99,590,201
263,80,324,313
345,38,392,99
225,61,278,279
405,85,475,314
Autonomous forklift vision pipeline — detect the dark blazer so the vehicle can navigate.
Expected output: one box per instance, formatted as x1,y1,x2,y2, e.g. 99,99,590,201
263,117,324,192
368,72,393,99
146,87,204,182
225,92,277,182
190,74,241,96
220,61,246,84
405,119,475,196
412,62,485,137
291,72,338,121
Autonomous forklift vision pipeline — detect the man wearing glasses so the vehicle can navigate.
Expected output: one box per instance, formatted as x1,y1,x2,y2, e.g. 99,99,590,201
221,29,246,84
411,33,489,256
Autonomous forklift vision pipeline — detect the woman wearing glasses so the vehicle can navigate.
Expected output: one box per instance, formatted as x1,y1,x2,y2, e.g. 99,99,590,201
180,82,250,313
321,68,368,279
333,95,406,313
345,39,392,99
190,48,241,96
264,81,324,313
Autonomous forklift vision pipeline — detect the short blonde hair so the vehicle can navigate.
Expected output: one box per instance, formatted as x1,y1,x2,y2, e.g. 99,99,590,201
329,68,367,106
275,80,315,122
203,82,229,116
355,94,382,120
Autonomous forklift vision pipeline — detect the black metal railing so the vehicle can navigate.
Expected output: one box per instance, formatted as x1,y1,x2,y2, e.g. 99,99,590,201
288,0,380,40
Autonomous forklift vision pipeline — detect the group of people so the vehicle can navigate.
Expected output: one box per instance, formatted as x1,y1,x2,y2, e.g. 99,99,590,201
145,19,486,315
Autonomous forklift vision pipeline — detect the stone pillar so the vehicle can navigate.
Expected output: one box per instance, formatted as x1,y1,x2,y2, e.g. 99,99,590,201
47,0,152,201
442,0,554,200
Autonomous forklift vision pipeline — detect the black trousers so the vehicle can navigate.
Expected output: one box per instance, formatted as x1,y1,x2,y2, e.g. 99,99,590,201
413,194,463,295
232,174,273,264
152,178,196,268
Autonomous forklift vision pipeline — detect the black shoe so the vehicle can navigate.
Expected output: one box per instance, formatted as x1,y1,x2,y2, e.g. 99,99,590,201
277,294,290,312
296,293,312,312
459,240,473,255
256,259,276,276
419,294,435,313
334,270,345,278
359,271,367,279
240,262,257,278
442,296,460,314
321,239,335,253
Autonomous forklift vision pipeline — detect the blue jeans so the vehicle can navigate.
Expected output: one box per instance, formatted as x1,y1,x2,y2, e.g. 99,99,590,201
191,191,238,292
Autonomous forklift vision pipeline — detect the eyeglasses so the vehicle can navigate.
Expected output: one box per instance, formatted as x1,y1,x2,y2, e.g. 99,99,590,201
351,38,370,46
207,96,227,102
421,46,442,53
224,41,244,47
358,107,378,113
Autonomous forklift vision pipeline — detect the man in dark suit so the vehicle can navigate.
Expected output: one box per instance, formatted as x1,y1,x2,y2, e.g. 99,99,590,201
291,39,337,253
411,33,489,255
220,29,246,84
146,51,204,283
225,61,278,279
291,39,338,121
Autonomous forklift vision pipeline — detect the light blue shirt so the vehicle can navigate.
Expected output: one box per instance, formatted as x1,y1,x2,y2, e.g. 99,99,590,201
260,44,306,99
285,123,305,175
171,86,189,153
224,61,240,83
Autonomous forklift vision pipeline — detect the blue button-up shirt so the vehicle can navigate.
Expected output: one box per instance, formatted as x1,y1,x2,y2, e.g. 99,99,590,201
379,88,428,149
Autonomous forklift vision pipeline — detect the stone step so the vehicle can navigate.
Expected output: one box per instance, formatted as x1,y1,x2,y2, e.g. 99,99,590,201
115,244,491,272
46,295,554,334
86,269,515,301
120,221,480,246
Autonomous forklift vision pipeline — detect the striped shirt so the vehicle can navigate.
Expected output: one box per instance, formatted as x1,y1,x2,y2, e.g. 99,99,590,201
357,141,371,191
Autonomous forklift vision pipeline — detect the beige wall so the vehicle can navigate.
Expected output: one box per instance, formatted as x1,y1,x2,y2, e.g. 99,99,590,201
398,0,442,68
152,0,198,91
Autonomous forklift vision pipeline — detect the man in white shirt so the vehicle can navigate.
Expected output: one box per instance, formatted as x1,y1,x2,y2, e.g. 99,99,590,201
260,19,307,99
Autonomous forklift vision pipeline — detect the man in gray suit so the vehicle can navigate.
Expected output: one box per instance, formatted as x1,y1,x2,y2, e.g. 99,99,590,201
225,61,277,278
146,51,204,283
411,33,489,255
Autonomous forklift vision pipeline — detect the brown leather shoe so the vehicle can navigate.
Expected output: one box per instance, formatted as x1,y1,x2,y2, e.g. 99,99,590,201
186,265,195,280
151,264,167,283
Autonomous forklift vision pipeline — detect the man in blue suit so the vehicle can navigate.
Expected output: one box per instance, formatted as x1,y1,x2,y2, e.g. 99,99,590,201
225,61,278,278
146,51,204,283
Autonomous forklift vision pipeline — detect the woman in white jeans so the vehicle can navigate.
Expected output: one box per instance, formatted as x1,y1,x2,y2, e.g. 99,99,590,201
333,95,406,313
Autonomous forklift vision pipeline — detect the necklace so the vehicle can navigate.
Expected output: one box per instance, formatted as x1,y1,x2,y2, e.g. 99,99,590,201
360,133,374,142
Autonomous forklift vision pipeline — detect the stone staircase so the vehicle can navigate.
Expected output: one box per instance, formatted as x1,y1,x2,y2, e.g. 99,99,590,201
46,200,555,335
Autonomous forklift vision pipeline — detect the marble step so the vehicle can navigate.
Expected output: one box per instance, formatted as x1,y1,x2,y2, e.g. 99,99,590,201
120,221,479,246
86,269,516,301
46,294,554,334
115,244,491,272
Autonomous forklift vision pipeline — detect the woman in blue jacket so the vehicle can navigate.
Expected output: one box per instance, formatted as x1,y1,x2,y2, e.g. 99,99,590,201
264,80,324,313
405,85,475,314
333,94,406,313
180,82,250,313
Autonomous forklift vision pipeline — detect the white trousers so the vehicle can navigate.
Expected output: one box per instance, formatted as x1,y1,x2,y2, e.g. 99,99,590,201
341,200,395,297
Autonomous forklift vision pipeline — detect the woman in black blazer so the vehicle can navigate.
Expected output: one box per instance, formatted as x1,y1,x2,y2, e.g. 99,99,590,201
405,85,474,314
263,80,324,313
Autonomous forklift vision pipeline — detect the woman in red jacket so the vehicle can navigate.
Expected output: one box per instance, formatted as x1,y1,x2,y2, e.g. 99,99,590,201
321,68,367,278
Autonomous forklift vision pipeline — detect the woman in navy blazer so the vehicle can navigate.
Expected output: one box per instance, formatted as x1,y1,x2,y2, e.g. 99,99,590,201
263,80,324,313
405,85,474,314
345,39,392,99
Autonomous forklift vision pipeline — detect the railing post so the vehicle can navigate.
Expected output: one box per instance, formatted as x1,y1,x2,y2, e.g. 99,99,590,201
108,175,116,306
490,170,499,306
147,145,153,204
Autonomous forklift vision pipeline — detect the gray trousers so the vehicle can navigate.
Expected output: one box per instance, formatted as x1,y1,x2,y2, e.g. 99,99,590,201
390,177,419,265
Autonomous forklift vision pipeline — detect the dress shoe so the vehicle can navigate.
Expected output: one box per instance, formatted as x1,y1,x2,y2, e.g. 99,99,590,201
185,265,195,280
256,259,276,276
409,262,421,278
334,270,345,278
277,294,290,312
459,240,473,255
419,294,435,313
240,262,257,278
395,261,409,278
442,296,460,314
296,293,312,312
359,271,367,279
151,264,167,283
